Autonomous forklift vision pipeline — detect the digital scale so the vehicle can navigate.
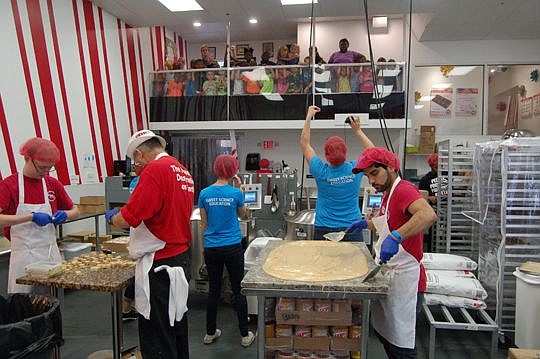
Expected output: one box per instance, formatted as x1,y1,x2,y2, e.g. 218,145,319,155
240,183,262,210
361,187,383,216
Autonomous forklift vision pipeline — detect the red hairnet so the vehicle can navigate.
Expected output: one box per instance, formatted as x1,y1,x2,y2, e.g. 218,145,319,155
213,154,239,179
259,158,270,169
427,153,438,167
19,137,60,163
352,147,400,173
324,136,347,167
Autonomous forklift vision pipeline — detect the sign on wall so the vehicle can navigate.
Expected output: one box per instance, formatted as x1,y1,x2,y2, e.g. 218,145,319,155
455,88,479,117
430,88,453,117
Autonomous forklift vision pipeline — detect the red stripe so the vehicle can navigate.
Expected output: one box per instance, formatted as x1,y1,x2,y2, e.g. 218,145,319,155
178,34,184,58
97,7,121,159
0,95,17,174
46,0,80,177
10,0,41,137
125,25,144,130
136,29,149,128
116,20,134,135
82,0,114,176
72,0,103,178
26,0,69,184
149,27,156,70
155,26,163,69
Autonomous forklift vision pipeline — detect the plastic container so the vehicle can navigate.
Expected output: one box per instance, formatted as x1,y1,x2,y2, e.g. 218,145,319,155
25,261,62,279
513,267,540,348
60,242,92,260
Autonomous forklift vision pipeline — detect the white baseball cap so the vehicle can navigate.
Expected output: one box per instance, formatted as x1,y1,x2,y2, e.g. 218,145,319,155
126,130,166,159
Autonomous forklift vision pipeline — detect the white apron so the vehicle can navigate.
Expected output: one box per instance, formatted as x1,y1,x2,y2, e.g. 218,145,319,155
371,177,420,349
129,221,166,320
8,174,61,293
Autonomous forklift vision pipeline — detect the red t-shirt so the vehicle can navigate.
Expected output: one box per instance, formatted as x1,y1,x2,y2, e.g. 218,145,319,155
380,179,427,292
0,173,74,239
121,155,194,260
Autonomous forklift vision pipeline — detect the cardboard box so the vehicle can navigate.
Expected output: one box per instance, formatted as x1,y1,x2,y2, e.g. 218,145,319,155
78,204,106,214
87,234,113,246
102,236,130,253
420,125,436,134
66,230,94,241
275,308,352,326
265,337,292,350
331,337,362,351
294,336,329,351
79,195,105,205
508,348,540,359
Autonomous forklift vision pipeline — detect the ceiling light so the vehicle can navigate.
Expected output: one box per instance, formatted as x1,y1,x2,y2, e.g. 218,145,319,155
281,0,318,5
372,16,388,28
419,96,435,102
414,104,425,110
193,21,201,27
447,66,476,77
158,0,203,12
490,68,496,73
249,18,258,24
432,83,453,89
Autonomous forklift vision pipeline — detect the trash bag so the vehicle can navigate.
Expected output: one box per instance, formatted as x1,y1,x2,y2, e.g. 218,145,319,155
0,293,62,359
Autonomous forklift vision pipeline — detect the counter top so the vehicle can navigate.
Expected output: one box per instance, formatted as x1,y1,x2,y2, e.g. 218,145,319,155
242,240,389,299
17,253,134,292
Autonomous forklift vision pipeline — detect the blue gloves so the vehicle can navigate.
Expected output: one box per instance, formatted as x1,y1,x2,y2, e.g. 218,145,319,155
32,212,52,226
346,218,368,234
380,234,400,263
105,209,120,224
52,210,67,225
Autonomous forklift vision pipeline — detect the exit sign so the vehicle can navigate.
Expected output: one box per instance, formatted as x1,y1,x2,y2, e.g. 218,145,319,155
263,140,274,149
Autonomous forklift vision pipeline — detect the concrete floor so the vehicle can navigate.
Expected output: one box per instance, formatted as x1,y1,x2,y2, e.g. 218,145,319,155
52,289,509,359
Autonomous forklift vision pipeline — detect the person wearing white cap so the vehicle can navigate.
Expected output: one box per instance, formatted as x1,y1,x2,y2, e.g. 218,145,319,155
106,129,195,359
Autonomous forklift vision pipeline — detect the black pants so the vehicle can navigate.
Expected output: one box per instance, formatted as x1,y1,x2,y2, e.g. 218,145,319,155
204,243,248,337
314,226,364,242
139,250,191,359
375,292,424,359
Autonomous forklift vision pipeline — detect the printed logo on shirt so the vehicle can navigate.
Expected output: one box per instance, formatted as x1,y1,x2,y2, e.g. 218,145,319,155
327,174,355,185
205,197,234,206
170,165,195,193
48,190,56,202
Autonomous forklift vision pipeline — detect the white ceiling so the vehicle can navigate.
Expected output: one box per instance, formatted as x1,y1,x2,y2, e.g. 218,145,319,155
91,0,540,43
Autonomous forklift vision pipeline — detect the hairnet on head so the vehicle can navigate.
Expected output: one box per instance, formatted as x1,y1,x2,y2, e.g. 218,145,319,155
19,137,60,163
324,136,347,167
213,154,239,179
352,147,401,174
427,153,438,167
259,158,270,169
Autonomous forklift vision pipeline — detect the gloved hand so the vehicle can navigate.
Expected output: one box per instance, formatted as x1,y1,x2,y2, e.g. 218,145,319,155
32,212,52,227
380,234,400,263
52,210,67,225
105,209,120,224
345,218,368,234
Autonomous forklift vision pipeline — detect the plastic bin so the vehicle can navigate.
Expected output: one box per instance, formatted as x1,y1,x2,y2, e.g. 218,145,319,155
513,268,540,348
0,293,62,358
60,242,92,260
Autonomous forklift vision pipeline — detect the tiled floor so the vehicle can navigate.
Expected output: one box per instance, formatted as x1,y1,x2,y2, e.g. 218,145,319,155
54,289,509,358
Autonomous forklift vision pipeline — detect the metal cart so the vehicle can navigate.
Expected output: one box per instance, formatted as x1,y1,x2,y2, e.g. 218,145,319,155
241,241,388,358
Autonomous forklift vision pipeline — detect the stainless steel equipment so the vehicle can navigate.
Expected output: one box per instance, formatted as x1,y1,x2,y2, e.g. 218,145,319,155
285,209,315,240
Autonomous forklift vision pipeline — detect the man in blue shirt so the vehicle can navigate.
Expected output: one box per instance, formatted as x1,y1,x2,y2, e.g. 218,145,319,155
300,106,375,240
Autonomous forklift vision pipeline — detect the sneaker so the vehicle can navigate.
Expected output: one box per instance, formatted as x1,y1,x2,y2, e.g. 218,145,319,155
203,329,222,344
241,331,255,347
122,309,139,321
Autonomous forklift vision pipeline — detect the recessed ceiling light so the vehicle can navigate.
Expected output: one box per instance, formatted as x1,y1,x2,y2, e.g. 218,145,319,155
193,21,201,27
249,18,258,24
281,0,318,5
158,0,203,12
372,16,388,28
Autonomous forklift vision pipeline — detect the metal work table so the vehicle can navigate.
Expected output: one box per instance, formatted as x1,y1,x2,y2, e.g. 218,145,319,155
17,257,134,359
57,212,105,250
241,241,389,358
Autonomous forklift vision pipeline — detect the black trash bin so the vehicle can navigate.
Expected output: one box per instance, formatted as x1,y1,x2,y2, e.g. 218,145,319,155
0,293,62,359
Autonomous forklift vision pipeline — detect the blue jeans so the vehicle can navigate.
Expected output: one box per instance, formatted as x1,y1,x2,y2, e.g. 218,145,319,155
204,242,249,337
313,226,363,242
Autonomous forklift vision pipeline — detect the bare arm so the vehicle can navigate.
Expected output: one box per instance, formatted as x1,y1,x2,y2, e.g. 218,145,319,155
348,116,375,148
237,206,248,220
199,207,208,234
66,205,80,220
109,209,130,229
300,105,320,163
0,208,33,226
395,198,437,240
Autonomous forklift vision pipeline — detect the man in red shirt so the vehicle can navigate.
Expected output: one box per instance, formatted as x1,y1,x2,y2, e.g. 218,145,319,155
0,137,79,293
347,147,436,359
106,130,194,359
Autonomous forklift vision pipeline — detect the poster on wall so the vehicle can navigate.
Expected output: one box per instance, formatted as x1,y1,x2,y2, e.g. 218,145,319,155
430,88,453,117
533,94,540,117
455,88,479,117
165,37,176,62
521,96,533,118
82,153,99,184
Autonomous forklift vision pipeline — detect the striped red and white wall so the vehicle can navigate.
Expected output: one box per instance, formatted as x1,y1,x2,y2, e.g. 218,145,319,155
0,0,186,184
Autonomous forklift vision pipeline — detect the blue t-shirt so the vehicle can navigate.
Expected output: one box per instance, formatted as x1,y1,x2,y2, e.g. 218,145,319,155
309,156,363,228
198,184,244,248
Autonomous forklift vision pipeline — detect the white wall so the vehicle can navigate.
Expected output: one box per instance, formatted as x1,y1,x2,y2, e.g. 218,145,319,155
297,19,404,62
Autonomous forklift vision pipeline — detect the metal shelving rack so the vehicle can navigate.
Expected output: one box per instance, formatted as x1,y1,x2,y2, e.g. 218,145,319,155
435,140,475,256
466,137,540,337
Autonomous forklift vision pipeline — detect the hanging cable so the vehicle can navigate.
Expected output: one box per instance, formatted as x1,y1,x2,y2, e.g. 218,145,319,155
402,0,413,171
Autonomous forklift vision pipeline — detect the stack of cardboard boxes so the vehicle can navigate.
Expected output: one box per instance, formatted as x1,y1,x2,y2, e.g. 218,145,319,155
419,125,436,154
78,196,106,214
